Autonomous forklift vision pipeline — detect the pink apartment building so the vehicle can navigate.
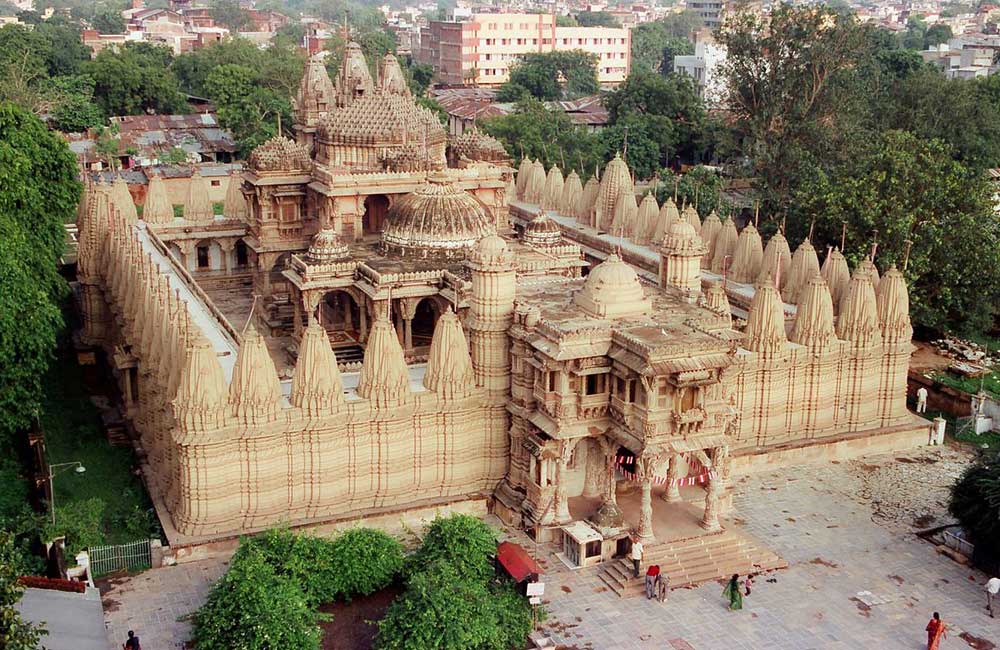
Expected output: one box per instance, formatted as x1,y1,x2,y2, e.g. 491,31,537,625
418,13,631,87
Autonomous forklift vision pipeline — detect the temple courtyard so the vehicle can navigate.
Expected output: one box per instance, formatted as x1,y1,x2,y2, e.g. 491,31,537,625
100,444,998,650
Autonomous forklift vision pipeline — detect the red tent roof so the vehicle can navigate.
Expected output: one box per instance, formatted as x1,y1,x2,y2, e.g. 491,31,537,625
496,541,542,583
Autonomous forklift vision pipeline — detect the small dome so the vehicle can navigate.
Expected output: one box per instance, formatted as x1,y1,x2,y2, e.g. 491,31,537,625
523,211,562,248
248,136,312,173
469,233,512,267
382,178,495,257
661,218,705,255
307,227,349,263
574,253,651,319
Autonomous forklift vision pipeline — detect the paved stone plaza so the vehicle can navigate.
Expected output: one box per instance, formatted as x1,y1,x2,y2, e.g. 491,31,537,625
100,445,998,650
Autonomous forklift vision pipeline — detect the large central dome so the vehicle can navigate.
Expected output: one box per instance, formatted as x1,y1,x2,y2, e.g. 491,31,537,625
381,177,496,258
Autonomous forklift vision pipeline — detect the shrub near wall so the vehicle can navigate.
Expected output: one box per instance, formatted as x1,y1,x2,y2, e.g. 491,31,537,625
192,527,404,650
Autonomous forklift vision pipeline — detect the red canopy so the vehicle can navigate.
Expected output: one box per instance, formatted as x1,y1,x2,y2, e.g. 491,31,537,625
496,541,542,583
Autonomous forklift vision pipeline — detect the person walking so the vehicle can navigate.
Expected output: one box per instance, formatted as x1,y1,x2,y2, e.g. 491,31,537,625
656,572,669,603
986,576,999,618
723,574,743,611
744,573,755,597
123,630,141,650
925,612,946,650
630,536,643,578
644,564,660,599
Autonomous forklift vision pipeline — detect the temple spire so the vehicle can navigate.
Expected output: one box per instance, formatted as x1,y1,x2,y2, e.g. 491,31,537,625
876,265,912,342
174,335,229,438
560,170,582,216
790,274,835,350
710,216,738,274
729,222,763,284
223,173,248,220
143,174,173,224
744,282,787,354
111,175,138,222
635,193,658,244
784,238,821,304
836,269,882,346
423,310,475,400
757,231,792,290
542,165,564,212
356,315,411,408
290,317,344,415
822,247,851,309
183,170,214,222
229,324,283,424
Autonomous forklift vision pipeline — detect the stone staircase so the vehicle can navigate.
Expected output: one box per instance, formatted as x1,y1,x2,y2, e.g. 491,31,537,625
332,344,365,364
598,528,787,598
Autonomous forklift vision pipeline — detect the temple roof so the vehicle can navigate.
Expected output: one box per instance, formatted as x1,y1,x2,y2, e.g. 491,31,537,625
573,253,651,319
449,128,509,164
307,227,349,263
318,93,446,148
523,211,562,248
381,177,495,257
247,136,312,173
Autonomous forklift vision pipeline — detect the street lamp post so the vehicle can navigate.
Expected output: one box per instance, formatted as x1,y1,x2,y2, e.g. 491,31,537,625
48,461,86,526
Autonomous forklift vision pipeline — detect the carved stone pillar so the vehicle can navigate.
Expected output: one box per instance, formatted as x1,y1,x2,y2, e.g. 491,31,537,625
701,478,721,531
581,441,603,498
553,442,573,524
177,240,196,273
637,476,655,543
219,239,235,274
359,300,369,342
662,454,682,503
403,317,413,352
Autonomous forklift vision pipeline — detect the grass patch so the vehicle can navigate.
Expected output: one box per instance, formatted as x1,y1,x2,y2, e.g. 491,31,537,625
929,368,1000,400
961,332,1000,354
172,204,183,220
39,342,159,552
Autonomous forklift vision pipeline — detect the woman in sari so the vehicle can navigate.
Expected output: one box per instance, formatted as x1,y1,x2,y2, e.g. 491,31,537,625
926,612,946,650
723,574,743,610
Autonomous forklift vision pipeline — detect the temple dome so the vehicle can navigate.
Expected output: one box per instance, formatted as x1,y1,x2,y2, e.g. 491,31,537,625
523,211,562,248
449,128,509,164
662,218,704,254
248,136,312,173
307,227,349,263
574,253,651,319
469,233,512,267
381,177,495,257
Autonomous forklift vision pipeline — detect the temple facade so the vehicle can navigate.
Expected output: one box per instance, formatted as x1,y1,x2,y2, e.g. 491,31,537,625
74,45,924,554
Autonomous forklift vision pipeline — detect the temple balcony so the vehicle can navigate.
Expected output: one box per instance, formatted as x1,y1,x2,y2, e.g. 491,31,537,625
576,393,609,420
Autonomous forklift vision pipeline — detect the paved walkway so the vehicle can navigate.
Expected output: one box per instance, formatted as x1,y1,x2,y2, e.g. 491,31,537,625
100,445,997,650
101,558,226,649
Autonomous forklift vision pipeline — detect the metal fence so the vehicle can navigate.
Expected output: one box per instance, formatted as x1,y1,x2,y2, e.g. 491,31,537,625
88,539,152,577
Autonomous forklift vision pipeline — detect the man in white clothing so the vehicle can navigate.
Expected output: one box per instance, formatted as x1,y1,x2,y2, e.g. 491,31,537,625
630,537,643,578
986,576,999,618
916,386,928,414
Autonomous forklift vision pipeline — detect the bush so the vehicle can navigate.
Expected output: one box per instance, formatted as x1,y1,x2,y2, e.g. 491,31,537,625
0,531,47,650
329,528,404,600
41,497,105,556
193,542,323,650
242,528,337,606
949,454,1000,564
406,514,498,583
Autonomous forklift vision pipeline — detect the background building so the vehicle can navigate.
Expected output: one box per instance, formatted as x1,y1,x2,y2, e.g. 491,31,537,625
418,12,631,87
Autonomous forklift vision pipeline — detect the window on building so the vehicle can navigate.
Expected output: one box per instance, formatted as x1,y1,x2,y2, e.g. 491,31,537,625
562,38,569,45
542,38,551,44
679,386,697,412
516,38,524,45
210,179,221,187
235,240,248,267
520,22,528,29
279,202,297,222
585,540,601,558
501,38,509,45
504,22,512,29
577,38,584,45
485,53,491,60
584,373,606,395
196,245,210,269
531,38,537,44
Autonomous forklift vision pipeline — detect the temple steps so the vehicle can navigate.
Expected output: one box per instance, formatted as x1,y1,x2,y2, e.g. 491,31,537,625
597,529,786,598
332,344,365,364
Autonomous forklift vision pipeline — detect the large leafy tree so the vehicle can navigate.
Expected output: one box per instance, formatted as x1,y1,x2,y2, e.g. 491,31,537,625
204,62,292,154
0,531,46,650
792,130,1000,334
83,42,187,115
717,5,872,210
0,102,78,439
604,70,707,164
480,97,603,175
405,514,498,583
574,11,620,27
496,50,599,101
630,13,699,73
208,0,250,32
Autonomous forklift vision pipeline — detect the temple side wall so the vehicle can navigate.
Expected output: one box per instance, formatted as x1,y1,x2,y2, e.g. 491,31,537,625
163,394,507,537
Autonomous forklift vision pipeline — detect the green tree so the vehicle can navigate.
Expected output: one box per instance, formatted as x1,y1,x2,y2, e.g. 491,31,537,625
655,165,725,217
598,115,670,180
925,23,952,47
574,11,620,27
406,514,497,583
48,74,105,132
91,5,125,33
949,453,1000,567
659,37,694,73
0,103,78,440
497,50,598,101
82,42,187,115
792,130,1000,334
403,58,434,96
556,14,577,26
193,542,323,650
0,531,46,650
209,0,250,32
901,15,927,50
717,5,872,211
329,528,404,599
480,97,602,175
630,14,699,73
204,62,291,154
604,70,706,164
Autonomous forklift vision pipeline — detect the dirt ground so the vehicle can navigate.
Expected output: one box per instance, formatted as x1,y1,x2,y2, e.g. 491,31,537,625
910,341,953,372
318,584,403,650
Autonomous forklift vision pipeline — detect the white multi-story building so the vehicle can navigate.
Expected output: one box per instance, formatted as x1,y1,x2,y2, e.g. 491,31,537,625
673,30,727,106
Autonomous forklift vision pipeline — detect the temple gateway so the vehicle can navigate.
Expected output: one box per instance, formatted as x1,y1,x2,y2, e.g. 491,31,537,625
74,45,928,584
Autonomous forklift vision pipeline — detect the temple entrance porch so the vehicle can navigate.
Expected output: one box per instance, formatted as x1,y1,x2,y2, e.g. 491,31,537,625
567,483,711,545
